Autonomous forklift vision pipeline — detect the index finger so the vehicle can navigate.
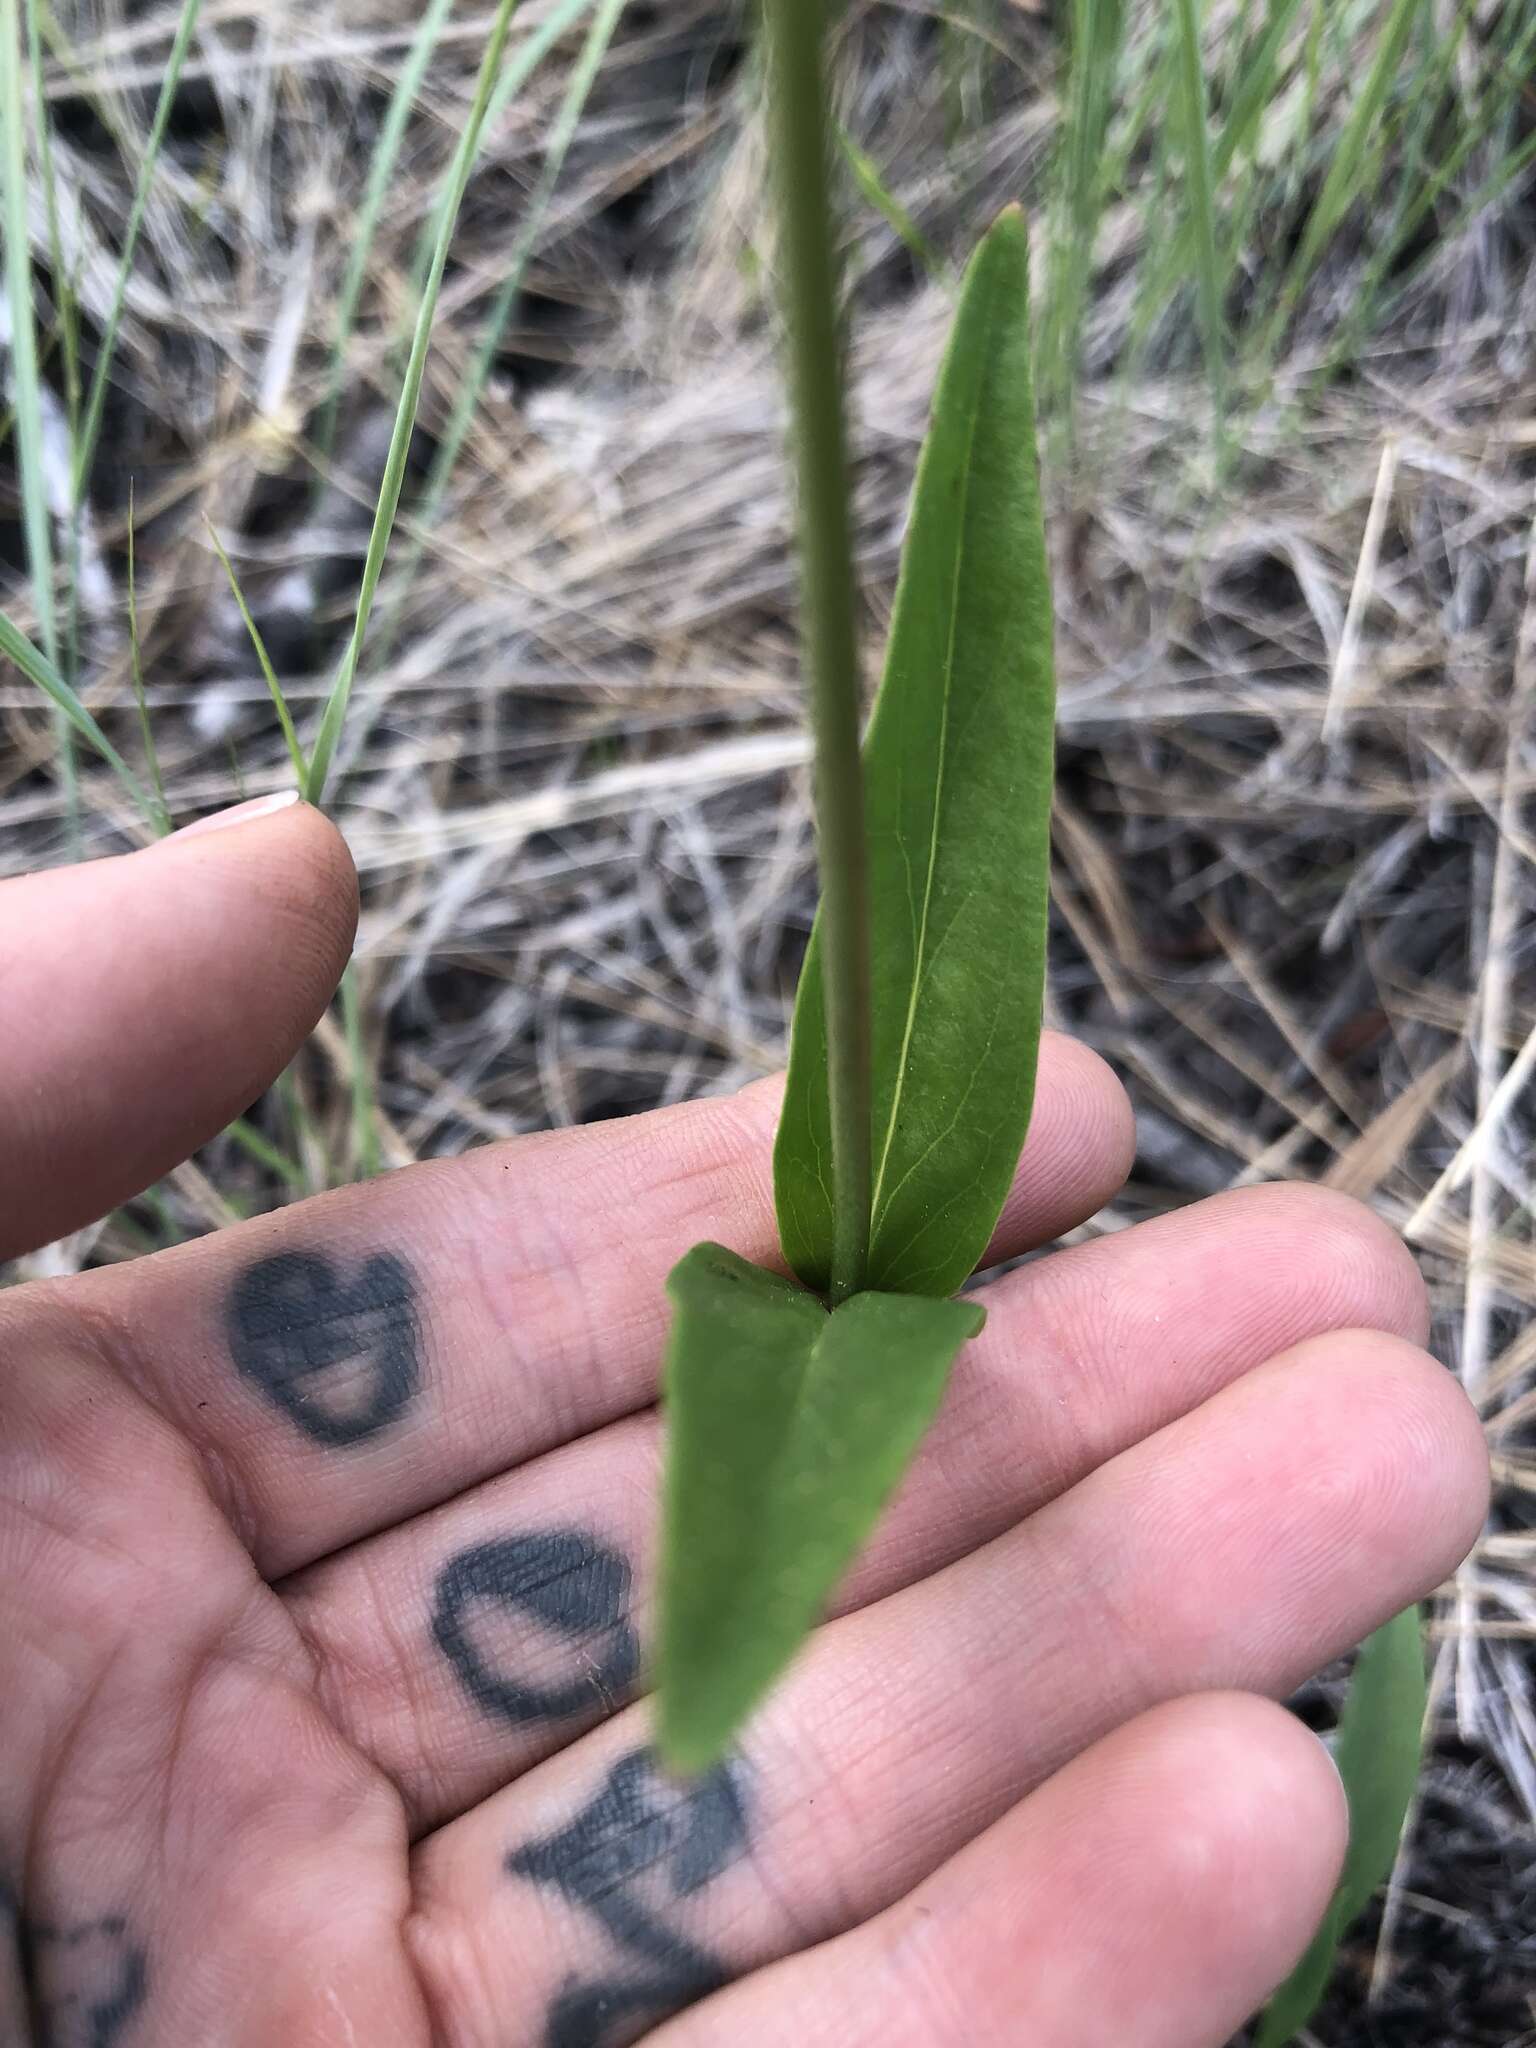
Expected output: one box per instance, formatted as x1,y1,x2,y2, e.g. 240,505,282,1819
30,1032,1133,1574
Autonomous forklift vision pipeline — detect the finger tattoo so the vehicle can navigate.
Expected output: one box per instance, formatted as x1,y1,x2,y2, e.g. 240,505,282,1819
432,1531,641,1728
227,1250,421,1446
506,1748,749,2048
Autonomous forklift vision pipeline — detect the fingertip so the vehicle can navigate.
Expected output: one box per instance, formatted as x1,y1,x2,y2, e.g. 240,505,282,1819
1050,1692,1348,2012
162,795,359,1019
1322,1328,1491,1575
985,1031,1135,1258
1222,1183,1431,1347
260,799,360,998
1181,1327,1489,1650
169,787,307,840
714,1689,1359,2048
1040,1031,1137,1185
1144,1690,1349,1873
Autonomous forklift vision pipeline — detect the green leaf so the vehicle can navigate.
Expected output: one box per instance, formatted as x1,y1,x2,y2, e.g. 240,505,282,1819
1257,1606,1427,2047
658,1242,984,1772
774,206,1056,1302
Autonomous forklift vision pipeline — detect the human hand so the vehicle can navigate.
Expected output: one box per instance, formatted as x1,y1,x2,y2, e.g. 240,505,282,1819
0,798,1487,2048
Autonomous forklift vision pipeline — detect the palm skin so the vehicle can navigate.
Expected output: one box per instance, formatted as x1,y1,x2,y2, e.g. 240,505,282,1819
0,797,1487,2048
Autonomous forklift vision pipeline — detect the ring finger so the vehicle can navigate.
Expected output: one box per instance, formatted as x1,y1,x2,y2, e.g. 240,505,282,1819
402,1327,1485,2046
652,1694,1347,2048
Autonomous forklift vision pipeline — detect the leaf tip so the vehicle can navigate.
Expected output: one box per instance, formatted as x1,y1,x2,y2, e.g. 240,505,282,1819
988,201,1029,248
653,1657,751,1779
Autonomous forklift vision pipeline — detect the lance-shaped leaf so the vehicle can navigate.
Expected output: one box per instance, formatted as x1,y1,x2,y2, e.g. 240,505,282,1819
657,1242,984,1772
774,206,1056,1302
1256,1606,1428,2047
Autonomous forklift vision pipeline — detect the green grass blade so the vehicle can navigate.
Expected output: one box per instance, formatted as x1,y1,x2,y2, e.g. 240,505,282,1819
25,0,77,432
1099,26,1196,395
1328,0,1536,351
1212,0,1310,183
125,491,171,835
359,0,597,737
1039,0,1126,420
1169,0,1227,424
310,0,458,481
1255,0,1420,355
1257,1607,1428,2046
837,124,947,283
0,604,156,819
275,1069,323,1193
1278,1,1536,406
223,1116,310,1194
203,520,308,787
659,1242,984,1771
377,0,626,664
2,0,59,669
71,0,204,503
775,208,1056,1302
304,0,526,807
399,0,598,357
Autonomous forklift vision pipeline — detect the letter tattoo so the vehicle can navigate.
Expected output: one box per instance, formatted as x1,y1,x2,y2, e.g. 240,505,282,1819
432,1532,640,1726
227,1250,420,1446
507,1748,749,2048
1,1883,149,2048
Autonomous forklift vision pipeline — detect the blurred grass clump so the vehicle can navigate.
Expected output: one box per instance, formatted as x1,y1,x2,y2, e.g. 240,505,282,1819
2,4,1535,2038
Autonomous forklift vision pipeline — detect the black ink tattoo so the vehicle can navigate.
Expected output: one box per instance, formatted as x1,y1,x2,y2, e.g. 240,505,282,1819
227,1250,420,1446
432,1531,639,1727
507,1748,748,2048
1,1883,148,2048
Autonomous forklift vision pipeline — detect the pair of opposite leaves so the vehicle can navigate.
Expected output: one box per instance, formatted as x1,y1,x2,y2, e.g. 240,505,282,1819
650,207,1426,2048
658,207,1057,1775
652,202,1426,2048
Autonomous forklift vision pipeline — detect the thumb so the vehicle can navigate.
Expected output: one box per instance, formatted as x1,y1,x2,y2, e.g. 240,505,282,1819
0,792,357,1259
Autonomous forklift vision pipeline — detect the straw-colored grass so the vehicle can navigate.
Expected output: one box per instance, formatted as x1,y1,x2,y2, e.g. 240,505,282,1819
1,3,1533,2033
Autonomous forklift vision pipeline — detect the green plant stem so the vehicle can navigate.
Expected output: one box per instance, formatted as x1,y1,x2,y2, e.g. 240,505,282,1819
0,604,155,818
764,0,872,1305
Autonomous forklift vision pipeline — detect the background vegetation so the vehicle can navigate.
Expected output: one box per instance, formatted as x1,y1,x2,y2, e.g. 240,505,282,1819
1,0,1533,2036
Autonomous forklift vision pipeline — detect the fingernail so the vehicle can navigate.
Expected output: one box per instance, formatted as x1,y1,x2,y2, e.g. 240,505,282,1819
171,790,303,840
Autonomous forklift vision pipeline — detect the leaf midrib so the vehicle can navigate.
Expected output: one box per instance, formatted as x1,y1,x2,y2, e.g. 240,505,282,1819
869,286,994,1239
